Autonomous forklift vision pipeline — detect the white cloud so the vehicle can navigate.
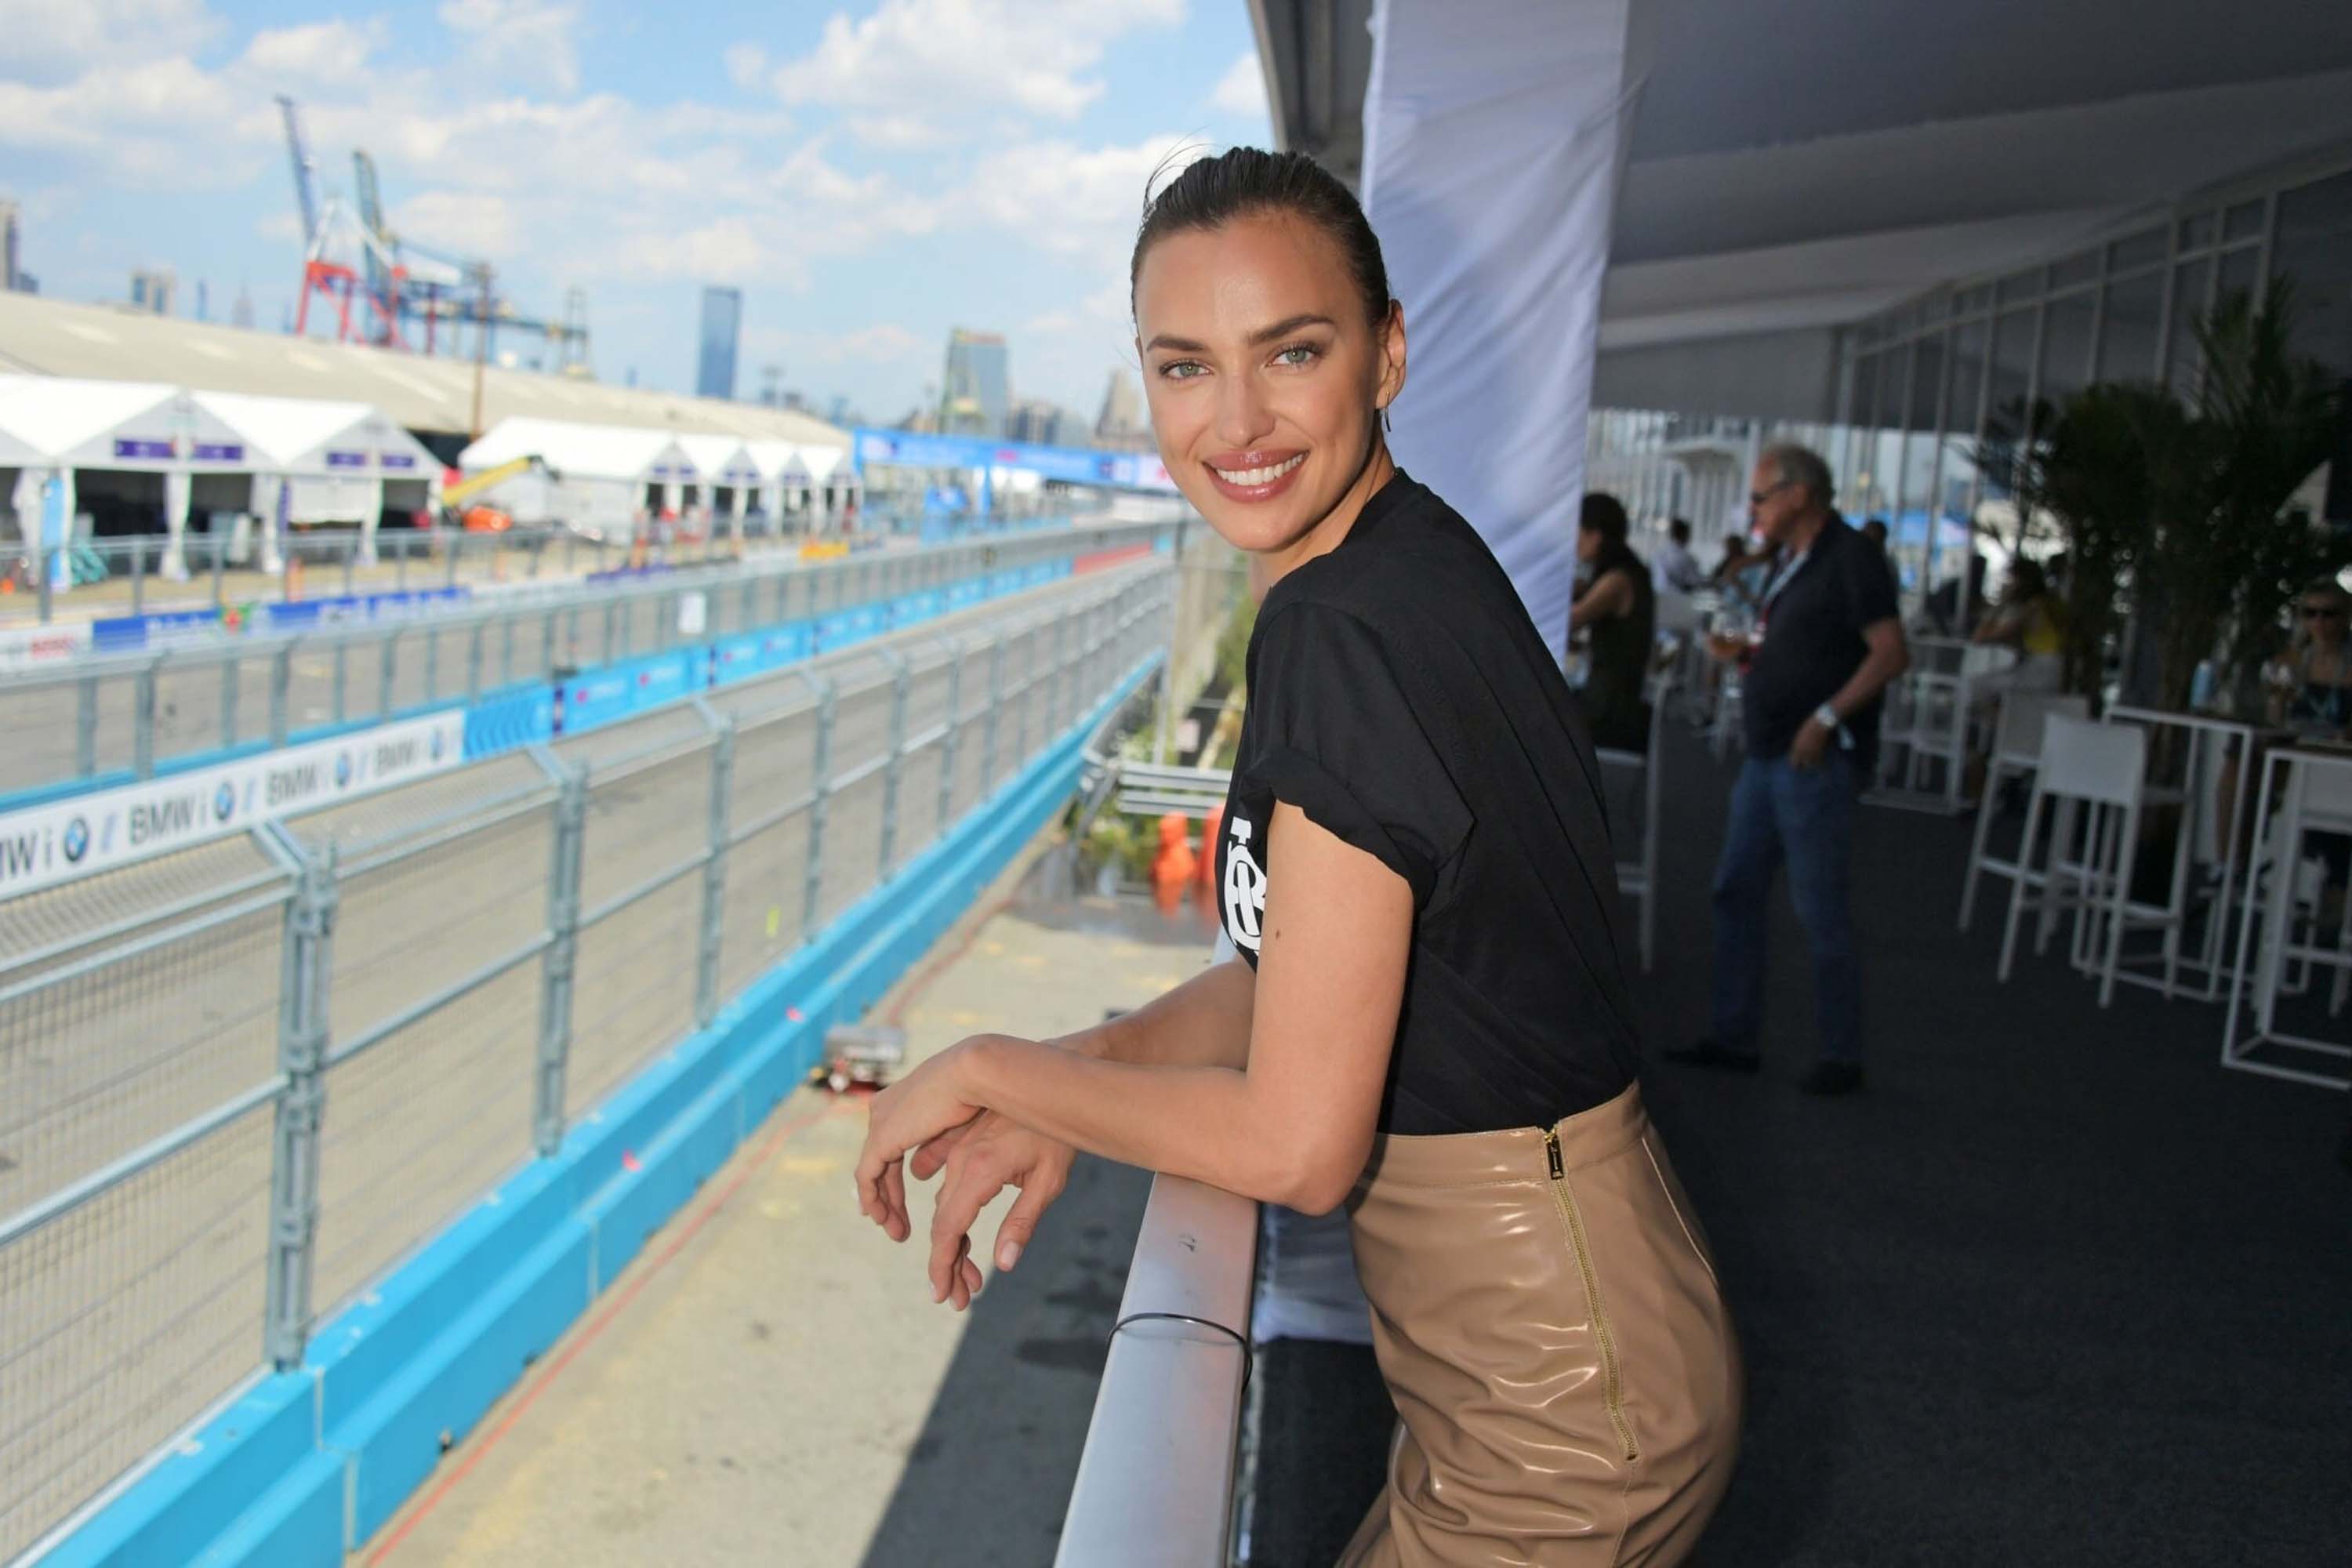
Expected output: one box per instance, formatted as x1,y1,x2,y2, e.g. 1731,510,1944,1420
0,0,223,84
764,0,1185,143
436,0,583,94
243,20,385,84
391,191,520,261
1208,50,1267,121
957,135,1207,263
723,41,768,91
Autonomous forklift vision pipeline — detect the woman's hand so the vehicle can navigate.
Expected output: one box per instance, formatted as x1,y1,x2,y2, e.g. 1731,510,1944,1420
855,1037,991,1248
912,1110,1076,1311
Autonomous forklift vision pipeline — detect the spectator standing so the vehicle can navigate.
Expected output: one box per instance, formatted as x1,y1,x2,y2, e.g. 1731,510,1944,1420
1570,491,1657,752
1669,445,1910,1095
1651,517,1705,595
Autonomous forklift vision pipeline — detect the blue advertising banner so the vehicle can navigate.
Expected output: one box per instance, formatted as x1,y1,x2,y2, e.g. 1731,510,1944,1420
90,608,222,653
851,427,1168,491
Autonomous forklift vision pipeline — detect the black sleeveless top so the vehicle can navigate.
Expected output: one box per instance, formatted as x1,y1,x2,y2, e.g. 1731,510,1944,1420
1578,540,1654,753
1213,470,1641,1135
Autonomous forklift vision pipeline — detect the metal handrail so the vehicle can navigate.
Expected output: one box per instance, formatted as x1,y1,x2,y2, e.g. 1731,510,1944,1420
1054,1173,1258,1568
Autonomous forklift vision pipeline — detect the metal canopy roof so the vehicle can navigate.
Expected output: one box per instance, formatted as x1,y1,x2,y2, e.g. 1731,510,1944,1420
0,290,849,448
1249,0,2352,349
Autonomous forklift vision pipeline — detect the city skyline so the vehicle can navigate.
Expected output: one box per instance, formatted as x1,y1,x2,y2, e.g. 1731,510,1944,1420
0,0,1272,428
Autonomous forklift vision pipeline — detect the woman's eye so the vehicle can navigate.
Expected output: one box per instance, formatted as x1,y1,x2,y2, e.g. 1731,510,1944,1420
1158,361,1206,380
1275,345,1319,368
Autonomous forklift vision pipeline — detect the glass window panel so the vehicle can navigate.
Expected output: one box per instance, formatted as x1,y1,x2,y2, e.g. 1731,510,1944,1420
1944,320,1988,516
2224,199,2267,241
1955,284,1991,315
2107,227,2168,271
1998,267,2043,307
1982,310,2037,499
2176,212,2216,251
2216,245,2262,310
2165,257,2212,399
2050,251,2101,289
2096,267,2165,383
1845,353,1880,503
1899,334,1951,600
2270,168,2352,379
2039,291,2097,408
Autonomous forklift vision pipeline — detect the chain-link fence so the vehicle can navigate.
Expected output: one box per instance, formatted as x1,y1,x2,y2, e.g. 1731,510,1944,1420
0,557,1172,1562
0,520,1161,800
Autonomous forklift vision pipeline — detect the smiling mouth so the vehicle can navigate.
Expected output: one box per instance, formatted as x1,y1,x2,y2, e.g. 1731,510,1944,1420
1207,453,1305,485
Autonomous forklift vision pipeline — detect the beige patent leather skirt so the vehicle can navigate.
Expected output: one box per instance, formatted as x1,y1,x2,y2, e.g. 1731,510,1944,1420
1336,1083,1742,1567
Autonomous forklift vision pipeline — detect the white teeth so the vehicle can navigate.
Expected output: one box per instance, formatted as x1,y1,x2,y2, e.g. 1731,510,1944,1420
1210,453,1305,487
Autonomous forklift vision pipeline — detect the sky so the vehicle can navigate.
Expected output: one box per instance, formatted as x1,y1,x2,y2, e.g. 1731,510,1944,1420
0,0,1274,428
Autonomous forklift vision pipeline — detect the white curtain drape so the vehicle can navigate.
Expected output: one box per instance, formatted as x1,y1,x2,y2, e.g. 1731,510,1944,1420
1362,0,1642,662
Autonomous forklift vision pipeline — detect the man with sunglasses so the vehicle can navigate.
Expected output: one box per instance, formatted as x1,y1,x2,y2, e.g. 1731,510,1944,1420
1669,445,1909,1095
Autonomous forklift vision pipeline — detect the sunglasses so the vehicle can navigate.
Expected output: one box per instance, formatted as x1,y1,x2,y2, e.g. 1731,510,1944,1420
1748,480,1792,508
2303,605,2344,620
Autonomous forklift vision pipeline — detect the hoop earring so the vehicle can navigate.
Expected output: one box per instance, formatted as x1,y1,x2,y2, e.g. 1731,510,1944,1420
1380,405,1392,435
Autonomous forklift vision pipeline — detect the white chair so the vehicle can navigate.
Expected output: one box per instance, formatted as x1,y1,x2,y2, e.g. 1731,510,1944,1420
1958,691,2091,929
1597,674,1673,972
1998,715,2148,1007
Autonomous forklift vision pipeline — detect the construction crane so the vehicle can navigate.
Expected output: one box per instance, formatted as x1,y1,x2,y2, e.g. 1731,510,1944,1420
274,95,590,372
276,96,319,249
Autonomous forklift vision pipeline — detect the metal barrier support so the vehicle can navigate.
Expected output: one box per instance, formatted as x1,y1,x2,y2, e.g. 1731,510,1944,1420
696,717,737,1029
535,763,588,1156
264,840,337,1372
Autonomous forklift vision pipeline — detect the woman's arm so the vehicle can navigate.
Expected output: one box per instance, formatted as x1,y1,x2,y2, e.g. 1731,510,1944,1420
1051,953,1257,1069
1572,566,1635,626
857,800,1410,1229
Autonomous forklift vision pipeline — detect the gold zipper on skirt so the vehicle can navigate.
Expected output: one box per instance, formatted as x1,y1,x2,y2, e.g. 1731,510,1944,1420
1544,1124,1639,1464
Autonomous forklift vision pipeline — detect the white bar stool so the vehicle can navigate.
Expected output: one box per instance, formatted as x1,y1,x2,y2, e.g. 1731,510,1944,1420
1959,691,2091,929
1998,715,2148,1007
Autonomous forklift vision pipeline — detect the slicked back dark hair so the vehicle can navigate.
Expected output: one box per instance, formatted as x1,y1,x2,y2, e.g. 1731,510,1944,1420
1580,491,1630,543
1130,147,1393,330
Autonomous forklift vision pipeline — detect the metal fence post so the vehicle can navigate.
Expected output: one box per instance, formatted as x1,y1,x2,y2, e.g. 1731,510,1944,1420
74,674,97,778
332,640,350,724
804,676,835,938
938,638,964,833
1014,629,1032,766
380,630,402,717
880,650,910,878
210,534,225,613
535,767,587,1156
270,642,293,746
695,721,736,1028
37,545,53,624
221,654,241,749
982,635,1004,795
130,539,146,615
133,662,157,779
265,843,338,1370
1050,615,1069,735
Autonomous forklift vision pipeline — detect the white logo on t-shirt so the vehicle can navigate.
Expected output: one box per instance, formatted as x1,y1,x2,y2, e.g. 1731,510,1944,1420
1222,815,1266,953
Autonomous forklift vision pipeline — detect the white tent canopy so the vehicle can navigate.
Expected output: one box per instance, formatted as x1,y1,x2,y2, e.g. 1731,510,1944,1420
459,417,691,485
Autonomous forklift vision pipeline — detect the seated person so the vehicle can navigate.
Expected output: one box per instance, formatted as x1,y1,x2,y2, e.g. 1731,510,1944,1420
1570,491,1655,752
2274,580,2352,735
1971,558,2064,694
1650,517,1705,595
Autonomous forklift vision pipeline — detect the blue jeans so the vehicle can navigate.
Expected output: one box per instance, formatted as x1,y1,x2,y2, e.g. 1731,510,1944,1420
1710,753,1862,1064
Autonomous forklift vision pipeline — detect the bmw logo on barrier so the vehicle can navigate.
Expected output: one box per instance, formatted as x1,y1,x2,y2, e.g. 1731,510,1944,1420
215,782,237,822
335,752,354,789
62,816,90,864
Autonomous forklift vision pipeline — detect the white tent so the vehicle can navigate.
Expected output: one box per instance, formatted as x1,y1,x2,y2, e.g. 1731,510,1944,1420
0,375,252,586
459,417,693,535
743,438,803,529
794,443,853,526
673,432,757,540
191,390,394,574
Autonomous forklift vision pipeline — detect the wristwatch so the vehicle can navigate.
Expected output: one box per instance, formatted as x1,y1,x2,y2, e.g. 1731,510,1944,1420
1812,702,1841,731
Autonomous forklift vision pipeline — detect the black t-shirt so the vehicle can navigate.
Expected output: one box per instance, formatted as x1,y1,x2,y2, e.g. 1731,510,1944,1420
1213,469,1641,1136
1740,517,1900,766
